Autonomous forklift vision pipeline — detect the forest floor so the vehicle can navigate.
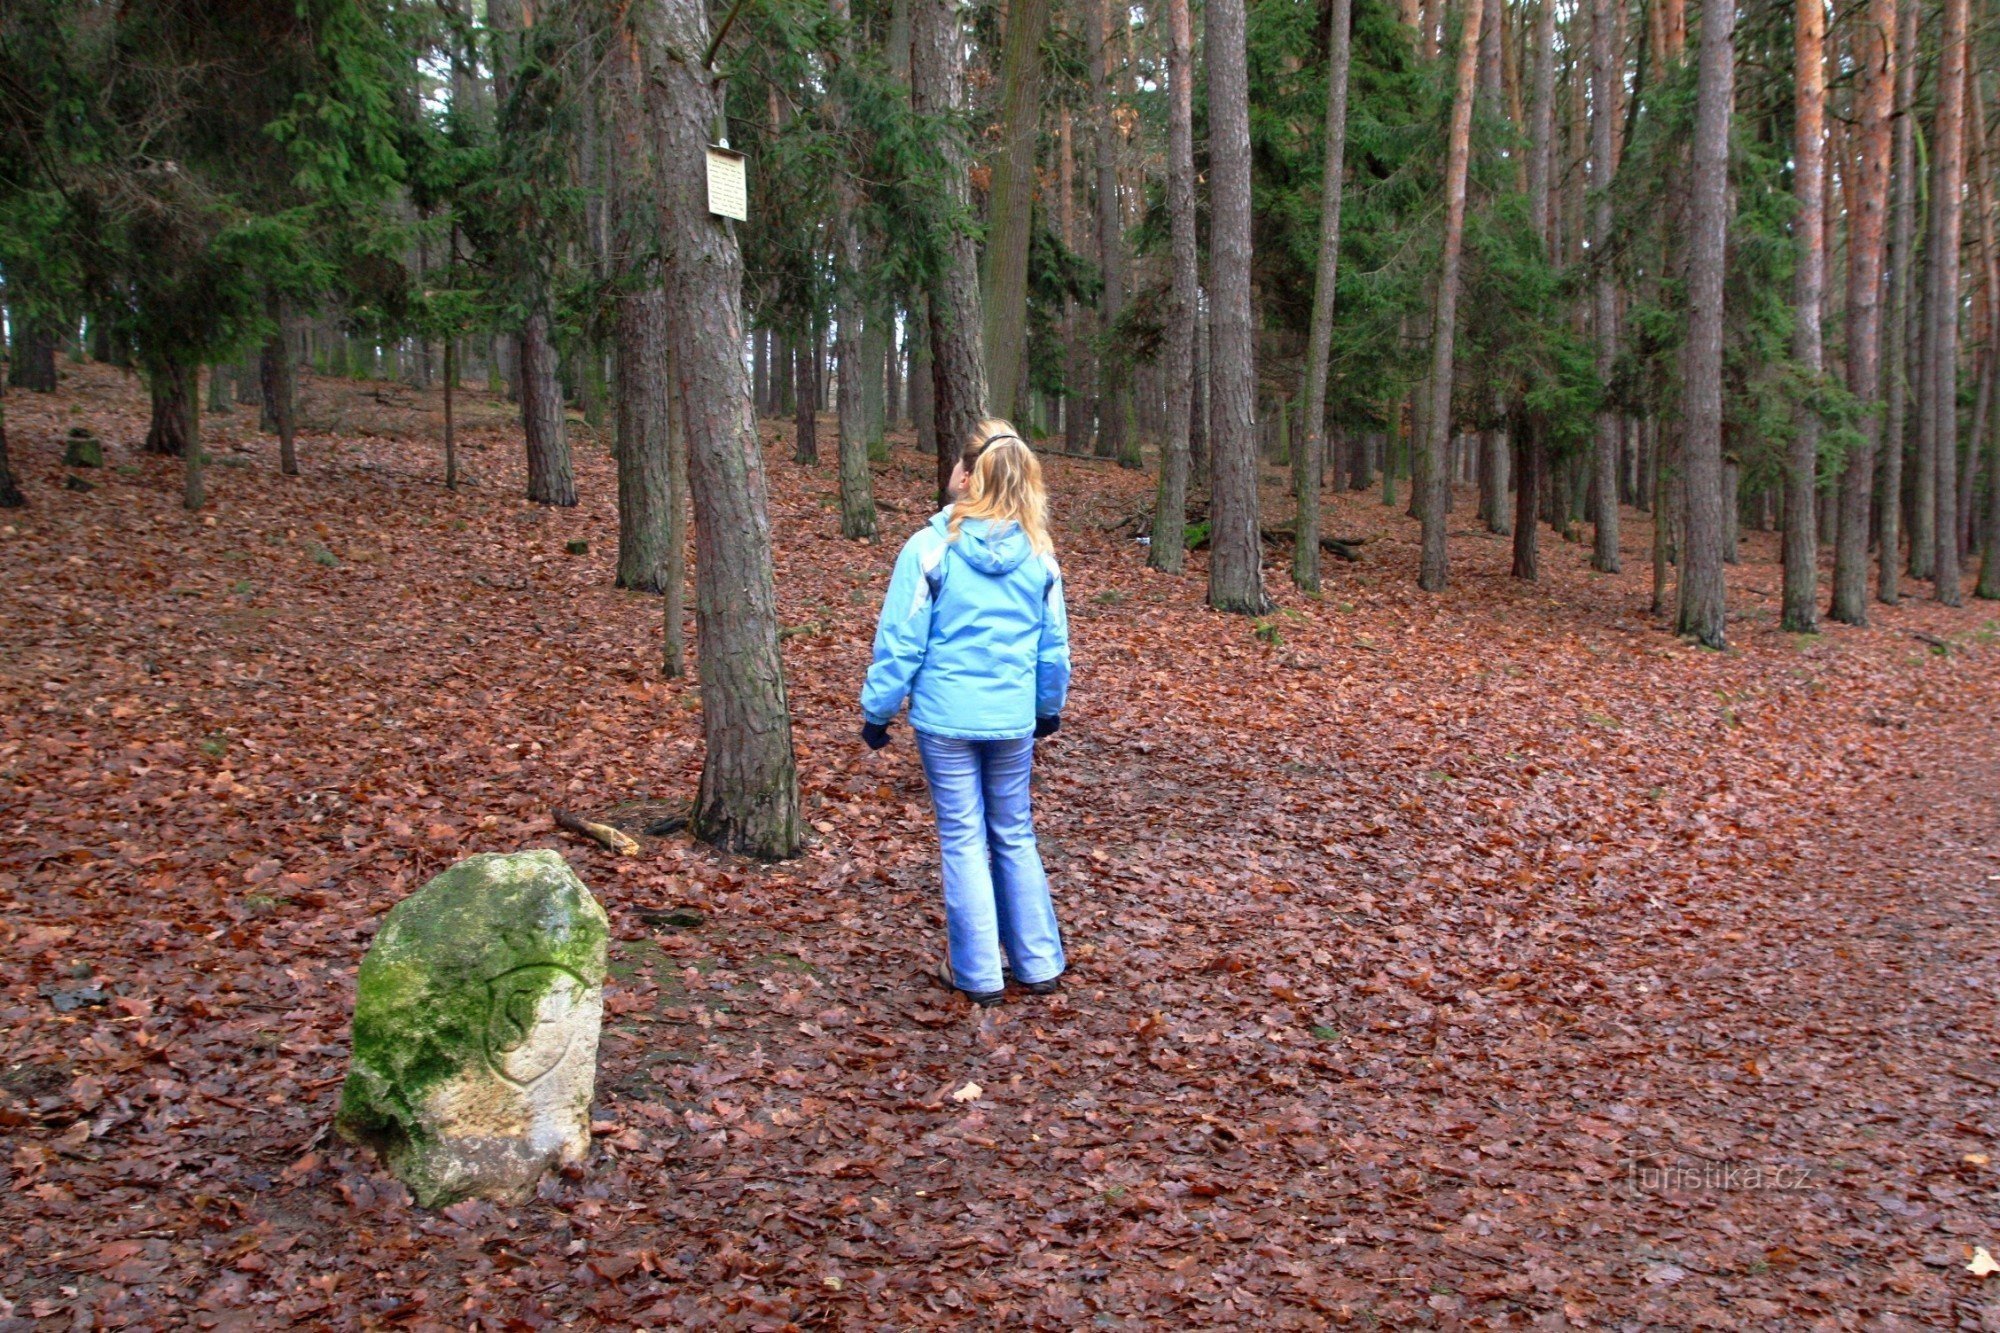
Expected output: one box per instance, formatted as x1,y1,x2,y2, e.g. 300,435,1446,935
4,361,2000,1330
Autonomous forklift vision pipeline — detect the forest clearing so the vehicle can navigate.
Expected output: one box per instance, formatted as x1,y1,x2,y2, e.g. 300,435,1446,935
2,367,1998,1327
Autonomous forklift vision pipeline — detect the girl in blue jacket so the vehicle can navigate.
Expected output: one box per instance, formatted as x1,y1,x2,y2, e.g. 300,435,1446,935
860,420,1071,1006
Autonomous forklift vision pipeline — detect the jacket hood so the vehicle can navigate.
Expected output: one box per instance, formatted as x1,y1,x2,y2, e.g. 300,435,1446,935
929,508,1032,575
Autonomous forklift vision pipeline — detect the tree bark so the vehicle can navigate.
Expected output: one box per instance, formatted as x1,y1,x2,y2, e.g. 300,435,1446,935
1291,0,1354,593
145,360,197,459
521,309,576,505
1674,0,1735,646
1149,0,1199,574
1588,0,1620,572
1204,0,1268,612
1782,0,1826,630
1511,417,1543,579
647,0,800,858
1880,0,1917,604
793,326,819,463
1925,0,1967,602
1832,0,1895,623
914,0,989,501
263,293,298,477
8,320,57,393
1090,0,1133,465
979,0,1050,422
830,0,879,539
607,25,674,592
0,380,22,509
1417,0,1484,593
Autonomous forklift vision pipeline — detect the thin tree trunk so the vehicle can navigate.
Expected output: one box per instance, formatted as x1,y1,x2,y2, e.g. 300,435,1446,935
1927,0,1968,602
444,335,458,491
794,326,819,463
1291,0,1354,592
911,303,937,454
980,0,1050,421
259,296,296,477
1091,0,1132,465
664,340,689,679
830,0,879,538
1204,0,1268,612
1832,0,1895,624
614,286,674,591
1588,0,1620,572
648,0,800,858
1417,0,1484,592
1674,0,1735,646
1782,0,1826,630
1149,0,1199,574
915,0,990,500
1511,418,1543,578
1881,0,1916,604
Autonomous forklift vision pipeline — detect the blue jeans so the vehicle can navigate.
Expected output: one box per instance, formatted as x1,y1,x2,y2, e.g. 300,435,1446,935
913,732,1065,995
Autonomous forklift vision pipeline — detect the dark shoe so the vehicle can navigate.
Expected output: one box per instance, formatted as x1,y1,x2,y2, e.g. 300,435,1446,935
1015,972,1062,995
937,956,1004,1007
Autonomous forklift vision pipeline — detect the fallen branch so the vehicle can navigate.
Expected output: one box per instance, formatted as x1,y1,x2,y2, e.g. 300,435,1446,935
1258,527,1370,561
1909,631,1952,652
553,809,641,856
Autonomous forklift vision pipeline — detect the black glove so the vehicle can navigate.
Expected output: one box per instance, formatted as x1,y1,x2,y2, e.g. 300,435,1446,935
1034,715,1061,739
861,720,892,750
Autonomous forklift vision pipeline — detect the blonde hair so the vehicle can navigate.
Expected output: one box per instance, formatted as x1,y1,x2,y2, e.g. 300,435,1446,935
949,418,1053,555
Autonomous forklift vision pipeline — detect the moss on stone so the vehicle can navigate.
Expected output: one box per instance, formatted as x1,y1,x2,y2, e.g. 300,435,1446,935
334,850,607,1191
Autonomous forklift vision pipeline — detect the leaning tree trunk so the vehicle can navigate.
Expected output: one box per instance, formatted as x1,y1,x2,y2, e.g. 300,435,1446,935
1781,0,1825,631
1832,0,1895,624
1148,0,1199,575
1417,0,1484,593
1881,0,1917,605
647,0,799,858
1090,0,1131,465
979,0,1050,423
914,0,989,501
1674,0,1735,647
1928,0,1969,604
521,309,576,506
1204,0,1269,613
1587,0,1620,573
1292,0,1355,594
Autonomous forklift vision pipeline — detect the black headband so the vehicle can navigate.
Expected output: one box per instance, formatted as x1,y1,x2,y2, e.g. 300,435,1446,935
967,432,1022,457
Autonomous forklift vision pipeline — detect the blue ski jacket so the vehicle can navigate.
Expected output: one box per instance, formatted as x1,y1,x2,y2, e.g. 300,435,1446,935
860,509,1071,740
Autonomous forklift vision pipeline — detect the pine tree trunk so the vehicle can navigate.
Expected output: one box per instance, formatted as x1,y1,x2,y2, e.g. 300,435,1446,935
1149,0,1199,575
794,328,819,464
980,0,1050,422
1782,0,1826,630
1587,0,1620,572
663,340,690,679
914,0,990,500
1832,0,1896,623
910,304,937,454
647,0,799,858
1511,417,1543,579
1880,0,1916,604
608,23,672,591
521,309,576,505
0,381,22,509
1417,0,1484,592
1925,0,1968,602
145,360,196,458
1291,0,1354,593
829,0,879,537
8,320,57,393
1204,0,1268,613
1674,0,1734,646
1090,0,1132,464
